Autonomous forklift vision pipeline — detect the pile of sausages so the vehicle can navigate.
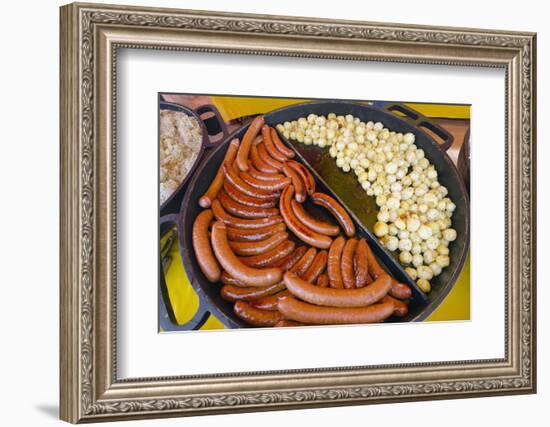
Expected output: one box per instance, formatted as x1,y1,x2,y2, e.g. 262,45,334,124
192,115,412,327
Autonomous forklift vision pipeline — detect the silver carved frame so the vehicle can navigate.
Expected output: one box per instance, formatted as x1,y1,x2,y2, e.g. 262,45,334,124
59,2,537,423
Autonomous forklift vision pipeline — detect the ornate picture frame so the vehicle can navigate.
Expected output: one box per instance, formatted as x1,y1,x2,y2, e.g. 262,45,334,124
60,2,536,423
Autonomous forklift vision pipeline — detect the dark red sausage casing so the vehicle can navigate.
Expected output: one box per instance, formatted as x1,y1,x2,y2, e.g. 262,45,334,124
311,192,356,237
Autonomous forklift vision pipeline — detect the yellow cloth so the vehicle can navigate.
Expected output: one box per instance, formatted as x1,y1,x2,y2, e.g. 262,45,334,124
162,97,470,329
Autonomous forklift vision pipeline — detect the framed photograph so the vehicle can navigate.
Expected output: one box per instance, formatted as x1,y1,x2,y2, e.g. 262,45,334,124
60,2,536,423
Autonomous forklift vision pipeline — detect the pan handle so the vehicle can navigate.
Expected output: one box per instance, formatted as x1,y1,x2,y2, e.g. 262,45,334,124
383,102,454,152
194,104,229,148
158,213,210,331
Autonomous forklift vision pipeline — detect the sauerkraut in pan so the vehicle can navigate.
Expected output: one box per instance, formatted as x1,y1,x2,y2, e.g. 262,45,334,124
159,110,202,205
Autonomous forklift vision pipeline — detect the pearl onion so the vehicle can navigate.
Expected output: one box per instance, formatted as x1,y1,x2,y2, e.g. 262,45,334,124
442,228,457,242
405,267,418,280
373,221,389,237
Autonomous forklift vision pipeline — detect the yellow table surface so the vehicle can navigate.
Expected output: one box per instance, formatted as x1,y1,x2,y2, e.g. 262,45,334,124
162,97,470,330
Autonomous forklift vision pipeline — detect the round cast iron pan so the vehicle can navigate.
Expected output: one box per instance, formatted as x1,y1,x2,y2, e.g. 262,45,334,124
161,100,469,330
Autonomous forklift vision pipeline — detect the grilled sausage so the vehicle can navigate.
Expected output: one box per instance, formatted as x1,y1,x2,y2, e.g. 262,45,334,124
282,163,306,203
228,231,288,256
283,272,391,308
327,236,345,288
289,247,317,276
286,160,316,195
274,246,308,271
277,296,394,325
383,295,409,317
261,125,288,162
247,161,286,181
239,170,290,191
290,200,339,236
234,301,285,327
249,290,290,311
210,221,282,287
316,274,329,288
341,238,358,289
301,250,328,283
236,116,264,172
226,223,286,242
257,142,284,171
199,138,240,208
311,192,355,237
354,238,370,288
250,144,278,173
212,199,283,230
270,128,295,158
217,190,279,219
191,209,221,282
240,240,295,268
389,282,412,300
221,282,286,302
280,186,333,249
223,163,278,199
220,271,248,288
365,241,386,279
222,180,277,208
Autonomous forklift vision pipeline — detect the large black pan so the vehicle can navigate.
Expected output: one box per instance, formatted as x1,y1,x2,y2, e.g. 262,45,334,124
160,101,469,330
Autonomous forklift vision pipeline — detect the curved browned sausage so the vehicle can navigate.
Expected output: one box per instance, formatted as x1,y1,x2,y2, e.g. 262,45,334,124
311,192,355,237
199,138,240,208
240,240,295,268
274,246,308,271
284,272,391,307
286,160,316,196
212,199,283,230
222,180,276,208
290,200,339,236
250,144,278,173
257,143,284,171
191,209,221,282
247,161,286,181
382,295,409,317
226,223,286,242
280,186,333,249
389,282,412,300
223,163,278,200
282,163,306,203
210,221,282,287
289,247,317,276
341,238,358,289
301,250,328,284
277,296,394,325
365,240,386,279
217,190,279,219
270,128,295,158
261,125,288,162
234,301,285,327
220,271,249,288
239,170,290,191
249,290,290,311
236,116,264,172
327,236,345,288
221,282,286,302
316,274,329,288
228,231,288,256
354,238,369,288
